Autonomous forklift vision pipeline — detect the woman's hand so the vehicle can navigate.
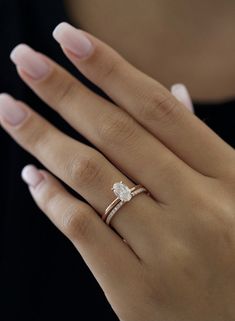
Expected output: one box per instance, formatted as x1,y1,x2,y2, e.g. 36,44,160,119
0,22,235,321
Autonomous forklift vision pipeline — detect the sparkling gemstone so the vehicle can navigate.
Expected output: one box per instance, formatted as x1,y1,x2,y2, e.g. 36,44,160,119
112,182,132,202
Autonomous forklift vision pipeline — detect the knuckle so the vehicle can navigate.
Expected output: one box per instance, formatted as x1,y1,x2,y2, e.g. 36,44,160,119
19,116,50,154
68,153,103,186
33,175,92,242
97,111,137,147
140,92,179,123
50,76,79,109
62,206,91,241
95,56,121,85
38,184,63,214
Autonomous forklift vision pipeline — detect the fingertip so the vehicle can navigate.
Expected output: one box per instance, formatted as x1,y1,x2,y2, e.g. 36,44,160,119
52,21,71,40
171,83,194,113
10,43,30,64
10,44,51,80
21,164,44,188
52,22,93,59
171,83,184,94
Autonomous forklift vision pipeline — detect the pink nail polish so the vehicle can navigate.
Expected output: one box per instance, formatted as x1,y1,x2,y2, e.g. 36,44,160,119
10,44,50,80
53,22,93,59
0,94,27,126
21,165,44,188
171,83,194,112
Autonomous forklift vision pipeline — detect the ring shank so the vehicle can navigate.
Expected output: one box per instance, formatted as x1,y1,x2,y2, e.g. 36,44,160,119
103,185,148,226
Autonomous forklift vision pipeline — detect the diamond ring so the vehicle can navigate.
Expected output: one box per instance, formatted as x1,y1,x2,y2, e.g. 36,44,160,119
102,181,148,226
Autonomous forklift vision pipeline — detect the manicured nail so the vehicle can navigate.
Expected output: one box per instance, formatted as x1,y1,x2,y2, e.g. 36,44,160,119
10,44,50,80
53,22,93,59
171,83,194,112
0,94,27,126
21,165,44,188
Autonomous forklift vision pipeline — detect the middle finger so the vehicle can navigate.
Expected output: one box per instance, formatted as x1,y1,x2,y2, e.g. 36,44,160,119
10,44,198,204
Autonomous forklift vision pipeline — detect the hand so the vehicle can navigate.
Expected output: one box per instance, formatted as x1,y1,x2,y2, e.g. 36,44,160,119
0,22,234,321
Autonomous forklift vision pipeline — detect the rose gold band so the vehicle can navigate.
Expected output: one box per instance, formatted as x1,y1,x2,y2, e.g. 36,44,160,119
102,184,148,226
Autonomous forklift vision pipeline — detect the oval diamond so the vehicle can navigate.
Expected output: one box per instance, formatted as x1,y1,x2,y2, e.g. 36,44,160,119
112,182,132,202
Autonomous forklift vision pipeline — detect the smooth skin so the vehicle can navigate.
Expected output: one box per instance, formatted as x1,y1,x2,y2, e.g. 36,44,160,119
0,22,235,321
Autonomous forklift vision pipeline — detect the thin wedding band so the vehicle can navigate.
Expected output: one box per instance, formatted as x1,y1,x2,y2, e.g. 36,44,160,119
102,182,148,226
104,184,142,216
102,185,142,223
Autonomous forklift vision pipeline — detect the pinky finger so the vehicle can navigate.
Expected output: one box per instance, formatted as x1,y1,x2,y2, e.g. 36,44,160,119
21,165,140,301
171,83,194,113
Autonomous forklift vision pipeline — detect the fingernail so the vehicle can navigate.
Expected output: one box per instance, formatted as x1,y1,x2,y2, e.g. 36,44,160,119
21,165,44,188
171,83,194,112
10,44,50,80
0,94,27,126
53,22,93,59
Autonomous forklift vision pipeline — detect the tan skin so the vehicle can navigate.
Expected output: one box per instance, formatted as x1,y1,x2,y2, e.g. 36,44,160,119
0,1,235,321
66,0,235,101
